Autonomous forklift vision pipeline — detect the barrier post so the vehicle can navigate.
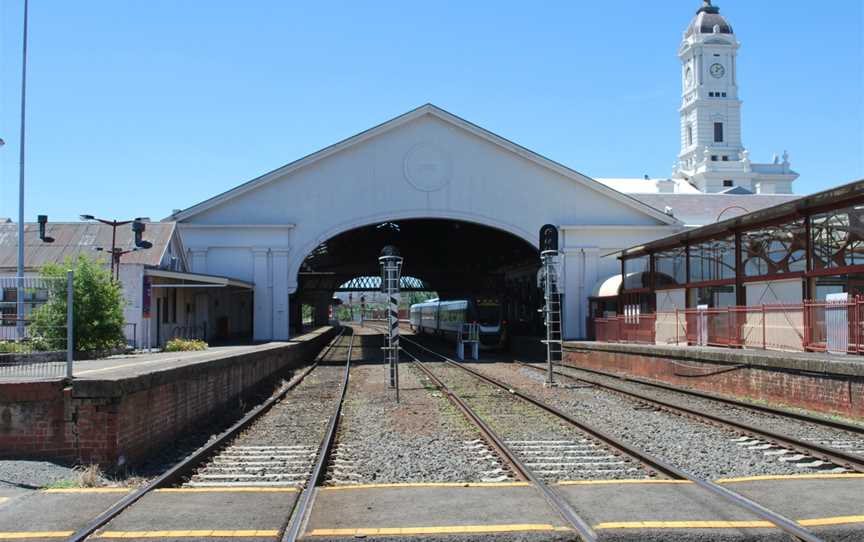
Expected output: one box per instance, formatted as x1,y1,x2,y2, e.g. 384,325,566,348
66,270,74,379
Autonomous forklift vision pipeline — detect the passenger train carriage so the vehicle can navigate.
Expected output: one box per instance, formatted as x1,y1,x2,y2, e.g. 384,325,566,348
409,297,505,349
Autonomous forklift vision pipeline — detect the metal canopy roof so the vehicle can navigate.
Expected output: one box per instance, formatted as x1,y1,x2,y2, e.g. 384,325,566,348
617,178,864,259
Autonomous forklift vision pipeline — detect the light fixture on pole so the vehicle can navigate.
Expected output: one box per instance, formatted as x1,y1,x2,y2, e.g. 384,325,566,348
81,215,152,281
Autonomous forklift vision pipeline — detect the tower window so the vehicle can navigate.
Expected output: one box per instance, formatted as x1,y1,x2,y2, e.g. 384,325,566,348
723,180,734,187
722,155,728,161
711,155,718,161
709,92,714,97
721,92,727,97
714,122,724,143
686,125,693,146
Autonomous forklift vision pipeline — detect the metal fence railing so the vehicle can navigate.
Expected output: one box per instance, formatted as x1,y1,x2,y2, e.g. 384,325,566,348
594,296,864,355
0,274,73,380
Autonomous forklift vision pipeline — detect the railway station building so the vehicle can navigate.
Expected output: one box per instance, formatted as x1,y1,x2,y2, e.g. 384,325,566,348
166,1,804,342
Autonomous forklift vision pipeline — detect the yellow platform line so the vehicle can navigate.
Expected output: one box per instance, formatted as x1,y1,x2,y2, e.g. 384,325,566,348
155,487,299,493
799,515,864,527
42,488,130,494
306,524,571,537
0,533,74,540
557,479,692,486
321,481,530,491
95,531,280,539
716,473,864,484
595,520,776,529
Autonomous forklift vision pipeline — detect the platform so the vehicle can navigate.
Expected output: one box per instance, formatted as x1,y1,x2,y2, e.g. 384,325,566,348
0,327,338,466
565,341,864,421
0,475,861,541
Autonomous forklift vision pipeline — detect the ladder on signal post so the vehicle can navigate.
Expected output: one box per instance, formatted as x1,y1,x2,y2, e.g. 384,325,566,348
540,250,562,385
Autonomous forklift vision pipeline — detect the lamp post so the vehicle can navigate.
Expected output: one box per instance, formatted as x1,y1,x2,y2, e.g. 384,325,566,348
80,215,153,281
15,0,29,341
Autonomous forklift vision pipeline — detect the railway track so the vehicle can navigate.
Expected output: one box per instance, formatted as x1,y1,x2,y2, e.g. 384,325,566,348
398,333,827,542
518,360,864,474
67,328,353,542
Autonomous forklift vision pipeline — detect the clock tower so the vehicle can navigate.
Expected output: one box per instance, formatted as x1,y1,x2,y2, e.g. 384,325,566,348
673,0,749,192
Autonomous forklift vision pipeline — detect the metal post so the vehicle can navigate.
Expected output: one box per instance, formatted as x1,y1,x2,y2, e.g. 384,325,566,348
540,250,561,386
379,246,403,401
16,0,29,342
66,270,74,379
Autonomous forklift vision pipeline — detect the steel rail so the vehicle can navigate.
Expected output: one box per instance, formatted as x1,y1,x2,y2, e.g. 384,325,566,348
281,331,355,542
558,360,864,435
401,347,597,542
521,361,864,473
400,335,825,542
66,328,347,542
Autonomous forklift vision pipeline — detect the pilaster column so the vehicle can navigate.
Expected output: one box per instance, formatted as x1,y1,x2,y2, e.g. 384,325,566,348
252,248,272,341
271,249,290,340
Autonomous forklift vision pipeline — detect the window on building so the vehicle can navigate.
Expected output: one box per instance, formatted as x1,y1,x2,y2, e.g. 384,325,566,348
623,256,650,290
723,180,734,187
709,92,714,97
721,92,727,97
654,247,687,288
722,156,729,161
741,219,807,277
714,122,724,143
811,206,864,270
689,236,736,283
711,155,718,161
686,125,693,146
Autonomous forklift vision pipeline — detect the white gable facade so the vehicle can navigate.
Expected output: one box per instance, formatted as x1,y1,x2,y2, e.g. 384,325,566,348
171,105,681,341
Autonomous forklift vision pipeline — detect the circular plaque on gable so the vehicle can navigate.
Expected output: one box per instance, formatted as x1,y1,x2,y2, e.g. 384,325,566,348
403,143,451,192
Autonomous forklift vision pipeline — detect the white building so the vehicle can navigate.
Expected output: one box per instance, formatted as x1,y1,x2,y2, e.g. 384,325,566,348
165,1,802,341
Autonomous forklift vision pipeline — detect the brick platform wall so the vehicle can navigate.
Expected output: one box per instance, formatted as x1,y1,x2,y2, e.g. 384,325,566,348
0,327,337,467
563,347,864,420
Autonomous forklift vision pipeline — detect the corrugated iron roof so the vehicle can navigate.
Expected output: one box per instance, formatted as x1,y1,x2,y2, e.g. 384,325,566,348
0,222,175,271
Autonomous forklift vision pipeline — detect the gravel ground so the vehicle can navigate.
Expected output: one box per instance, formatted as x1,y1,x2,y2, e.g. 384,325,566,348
324,329,507,484
183,335,350,486
555,362,864,459
0,460,95,489
409,352,650,482
472,360,820,479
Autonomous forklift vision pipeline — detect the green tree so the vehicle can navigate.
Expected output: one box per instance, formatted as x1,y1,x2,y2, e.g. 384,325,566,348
31,255,126,354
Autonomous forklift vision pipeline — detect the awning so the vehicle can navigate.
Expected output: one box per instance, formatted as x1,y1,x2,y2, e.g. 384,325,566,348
144,268,254,289
591,274,622,298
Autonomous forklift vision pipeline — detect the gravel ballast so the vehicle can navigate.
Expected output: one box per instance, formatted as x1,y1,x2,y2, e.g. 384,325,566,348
325,330,507,484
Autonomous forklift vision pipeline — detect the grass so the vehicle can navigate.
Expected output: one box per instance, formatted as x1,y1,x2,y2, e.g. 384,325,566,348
163,338,208,352
41,464,106,489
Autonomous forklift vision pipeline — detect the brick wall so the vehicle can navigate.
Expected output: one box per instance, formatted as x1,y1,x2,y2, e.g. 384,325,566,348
563,347,864,420
0,327,337,466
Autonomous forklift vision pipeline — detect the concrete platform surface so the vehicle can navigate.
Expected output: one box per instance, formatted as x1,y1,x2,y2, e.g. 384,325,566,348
0,327,333,384
1,475,862,541
303,475,864,541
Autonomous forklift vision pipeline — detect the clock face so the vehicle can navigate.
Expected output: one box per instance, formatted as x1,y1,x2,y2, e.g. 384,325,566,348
710,63,725,78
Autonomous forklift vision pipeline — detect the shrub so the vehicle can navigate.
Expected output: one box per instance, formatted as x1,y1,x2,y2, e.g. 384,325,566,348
30,255,126,354
164,338,208,352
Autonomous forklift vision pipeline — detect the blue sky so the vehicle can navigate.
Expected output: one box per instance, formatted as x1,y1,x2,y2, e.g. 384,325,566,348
1,0,862,221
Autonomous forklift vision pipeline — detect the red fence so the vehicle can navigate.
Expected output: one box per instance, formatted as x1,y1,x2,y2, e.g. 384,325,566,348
594,297,864,354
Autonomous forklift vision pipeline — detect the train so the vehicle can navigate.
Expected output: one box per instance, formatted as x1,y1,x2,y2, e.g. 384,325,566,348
408,297,505,349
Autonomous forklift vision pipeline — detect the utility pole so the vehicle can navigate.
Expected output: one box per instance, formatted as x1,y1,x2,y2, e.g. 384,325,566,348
15,0,29,341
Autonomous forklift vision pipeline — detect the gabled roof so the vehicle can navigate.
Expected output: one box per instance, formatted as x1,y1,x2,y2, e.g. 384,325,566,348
0,221,178,271
168,104,680,226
